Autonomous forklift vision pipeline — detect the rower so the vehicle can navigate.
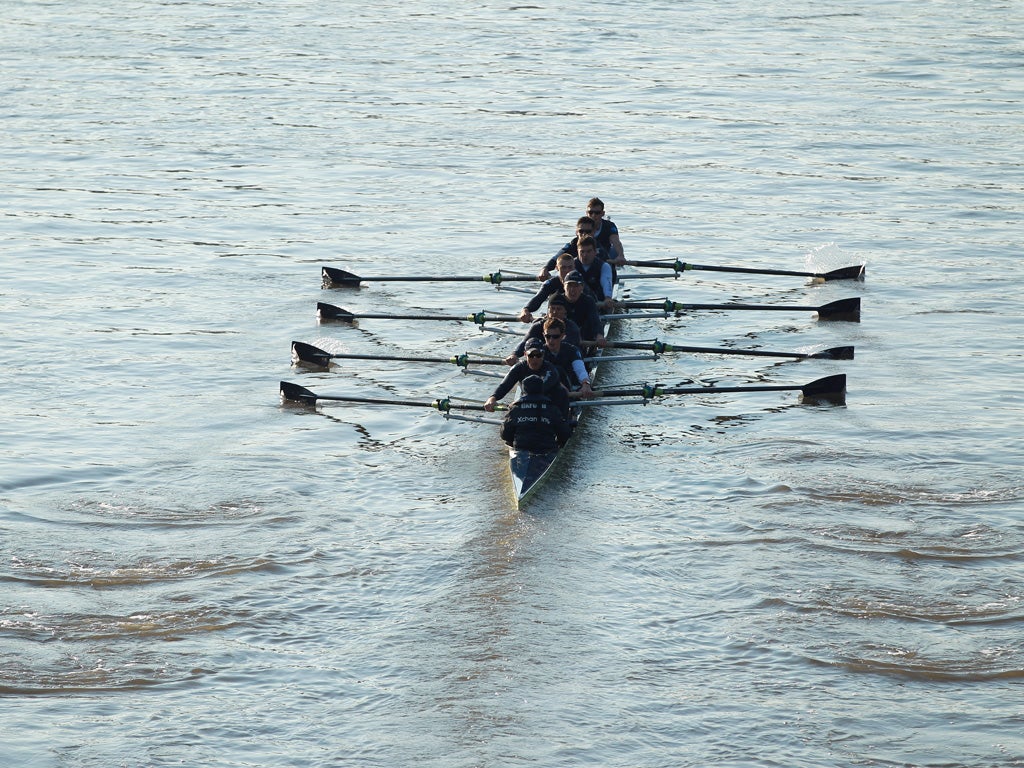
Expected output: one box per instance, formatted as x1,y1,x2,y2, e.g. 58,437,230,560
537,216,595,280
539,317,594,399
505,294,582,364
586,197,626,267
519,252,576,323
562,271,607,350
484,338,569,416
573,234,615,312
500,375,573,454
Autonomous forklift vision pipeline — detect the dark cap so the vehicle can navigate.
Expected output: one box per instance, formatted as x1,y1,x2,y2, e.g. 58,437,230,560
548,294,569,308
564,271,584,284
525,338,544,352
522,375,544,394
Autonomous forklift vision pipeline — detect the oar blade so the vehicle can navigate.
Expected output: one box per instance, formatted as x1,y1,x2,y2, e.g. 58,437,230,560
809,345,855,360
322,266,362,287
822,265,866,281
817,297,861,322
280,381,319,404
291,341,333,368
800,374,847,404
317,302,356,322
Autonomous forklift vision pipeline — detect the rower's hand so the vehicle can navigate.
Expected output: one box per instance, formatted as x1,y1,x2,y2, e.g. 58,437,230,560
503,354,519,366
537,268,551,281
595,336,608,348
484,396,498,412
518,309,534,323
612,254,626,267
578,381,595,399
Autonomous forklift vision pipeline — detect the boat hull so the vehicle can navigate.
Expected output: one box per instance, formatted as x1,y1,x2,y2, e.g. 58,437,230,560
509,448,558,505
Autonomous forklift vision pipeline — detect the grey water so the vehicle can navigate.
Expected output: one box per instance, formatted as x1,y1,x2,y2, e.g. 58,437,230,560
2,1,1022,766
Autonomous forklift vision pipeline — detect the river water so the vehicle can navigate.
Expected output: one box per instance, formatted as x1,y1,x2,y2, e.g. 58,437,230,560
2,1,1022,766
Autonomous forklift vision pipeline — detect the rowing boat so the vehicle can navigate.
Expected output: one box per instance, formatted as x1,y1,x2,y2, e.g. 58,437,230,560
507,281,624,507
284,258,855,508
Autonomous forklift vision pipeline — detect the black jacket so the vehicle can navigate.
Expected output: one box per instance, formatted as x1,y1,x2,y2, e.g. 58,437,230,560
500,394,573,453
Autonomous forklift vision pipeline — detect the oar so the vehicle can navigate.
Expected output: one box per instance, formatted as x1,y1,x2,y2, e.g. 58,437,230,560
605,340,854,361
594,373,847,404
626,259,865,281
322,266,540,287
280,381,501,412
317,302,520,324
291,341,507,369
618,297,860,321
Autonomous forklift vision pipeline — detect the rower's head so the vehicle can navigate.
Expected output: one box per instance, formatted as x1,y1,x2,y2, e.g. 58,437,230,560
547,294,568,321
524,338,546,369
577,234,598,265
586,197,605,225
522,375,544,396
575,215,594,238
563,271,585,303
556,252,575,282
543,318,566,351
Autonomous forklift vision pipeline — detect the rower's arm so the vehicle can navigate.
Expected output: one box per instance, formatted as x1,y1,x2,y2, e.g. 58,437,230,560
522,280,554,316
490,367,520,403
571,358,591,388
599,262,614,303
609,232,625,265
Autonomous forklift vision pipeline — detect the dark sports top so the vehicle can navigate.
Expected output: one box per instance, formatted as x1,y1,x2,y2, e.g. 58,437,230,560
512,317,583,357
500,395,573,453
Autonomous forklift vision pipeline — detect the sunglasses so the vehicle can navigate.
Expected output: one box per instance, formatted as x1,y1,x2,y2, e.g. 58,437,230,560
526,352,544,359
587,209,604,215
544,333,563,339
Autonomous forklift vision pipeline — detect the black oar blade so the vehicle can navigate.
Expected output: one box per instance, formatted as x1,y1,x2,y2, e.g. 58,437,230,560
280,381,319,404
809,345,855,360
322,266,362,287
317,302,356,322
291,341,333,368
817,297,861,322
823,265,866,281
800,374,846,404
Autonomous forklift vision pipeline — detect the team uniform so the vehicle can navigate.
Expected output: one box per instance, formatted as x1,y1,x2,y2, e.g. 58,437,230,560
563,291,605,345
572,257,614,305
500,392,572,453
522,275,566,315
489,359,570,417
543,341,590,391
592,217,620,263
523,275,600,314
511,316,583,357
546,225,616,265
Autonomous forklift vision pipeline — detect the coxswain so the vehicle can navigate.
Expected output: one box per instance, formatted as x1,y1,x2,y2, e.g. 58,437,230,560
484,338,569,417
562,271,607,349
505,294,582,364
540,317,594,399
500,374,573,454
